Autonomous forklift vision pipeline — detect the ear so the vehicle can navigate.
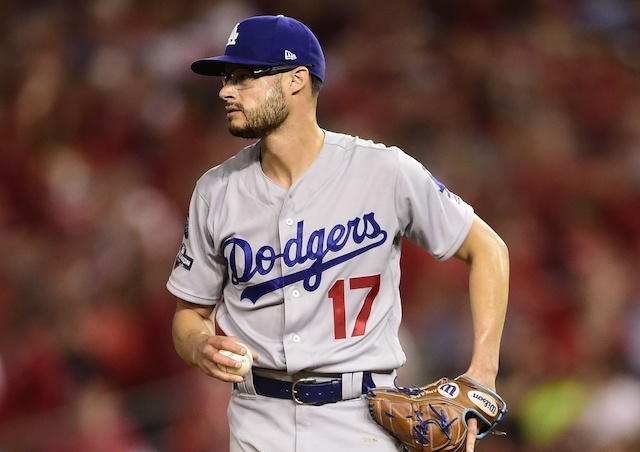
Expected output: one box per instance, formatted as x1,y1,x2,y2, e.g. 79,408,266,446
285,66,310,96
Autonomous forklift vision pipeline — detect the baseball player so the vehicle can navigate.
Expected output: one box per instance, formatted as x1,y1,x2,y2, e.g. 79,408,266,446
168,15,509,452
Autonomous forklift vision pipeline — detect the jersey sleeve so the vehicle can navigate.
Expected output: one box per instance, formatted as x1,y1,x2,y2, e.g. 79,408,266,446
166,184,227,305
394,150,474,261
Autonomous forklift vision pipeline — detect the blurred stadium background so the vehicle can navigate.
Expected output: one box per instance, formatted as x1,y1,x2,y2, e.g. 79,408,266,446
2,0,640,450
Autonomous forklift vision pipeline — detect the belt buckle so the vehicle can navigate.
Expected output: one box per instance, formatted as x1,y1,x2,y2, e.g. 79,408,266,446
291,377,317,405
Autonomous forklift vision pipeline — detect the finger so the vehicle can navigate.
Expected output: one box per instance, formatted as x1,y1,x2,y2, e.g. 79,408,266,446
195,338,242,381
206,350,247,383
215,337,259,361
210,365,246,383
466,417,478,452
198,337,255,382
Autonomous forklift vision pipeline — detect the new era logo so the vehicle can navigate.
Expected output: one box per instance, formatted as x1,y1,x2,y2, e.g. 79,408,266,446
284,50,297,60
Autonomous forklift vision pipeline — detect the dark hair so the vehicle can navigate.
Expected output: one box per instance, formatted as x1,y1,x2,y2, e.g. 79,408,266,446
311,75,323,98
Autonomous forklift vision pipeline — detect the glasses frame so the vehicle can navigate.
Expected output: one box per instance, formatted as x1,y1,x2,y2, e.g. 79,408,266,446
221,65,311,87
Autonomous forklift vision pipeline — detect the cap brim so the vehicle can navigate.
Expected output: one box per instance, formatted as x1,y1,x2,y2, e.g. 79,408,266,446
191,55,277,76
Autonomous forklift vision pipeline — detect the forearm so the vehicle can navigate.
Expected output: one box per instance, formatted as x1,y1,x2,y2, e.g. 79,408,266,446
172,299,214,367
466,240,509,381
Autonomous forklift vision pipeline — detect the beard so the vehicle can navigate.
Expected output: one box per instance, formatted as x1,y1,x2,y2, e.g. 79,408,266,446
228,83,289,139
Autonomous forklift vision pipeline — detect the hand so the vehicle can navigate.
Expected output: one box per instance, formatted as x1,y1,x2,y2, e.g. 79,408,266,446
193,335,258,383
463,368,497,392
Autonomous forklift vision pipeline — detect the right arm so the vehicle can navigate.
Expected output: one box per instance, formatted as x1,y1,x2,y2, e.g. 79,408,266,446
172,298,257,383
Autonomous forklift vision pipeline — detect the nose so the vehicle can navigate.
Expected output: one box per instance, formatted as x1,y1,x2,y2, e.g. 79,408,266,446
219,83,236,101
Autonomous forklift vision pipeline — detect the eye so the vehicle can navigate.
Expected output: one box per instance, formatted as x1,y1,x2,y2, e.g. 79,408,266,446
233,72,251,85
223,70,255,87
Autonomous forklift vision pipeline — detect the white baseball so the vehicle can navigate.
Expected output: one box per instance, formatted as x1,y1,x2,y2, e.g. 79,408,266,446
217,343,253,376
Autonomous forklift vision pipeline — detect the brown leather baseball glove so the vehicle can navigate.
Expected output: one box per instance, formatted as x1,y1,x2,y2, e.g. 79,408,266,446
367,375,507,451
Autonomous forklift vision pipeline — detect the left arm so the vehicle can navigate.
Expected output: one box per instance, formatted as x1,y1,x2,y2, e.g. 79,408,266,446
454,214,509,390
454,214,509,450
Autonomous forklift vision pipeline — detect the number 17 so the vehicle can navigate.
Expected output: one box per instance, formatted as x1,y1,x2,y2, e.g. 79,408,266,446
328,274,380,340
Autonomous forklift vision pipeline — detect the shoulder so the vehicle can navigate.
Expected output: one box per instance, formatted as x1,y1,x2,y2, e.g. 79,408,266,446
325,130,400,154
323,131,404,167
195,142,259,194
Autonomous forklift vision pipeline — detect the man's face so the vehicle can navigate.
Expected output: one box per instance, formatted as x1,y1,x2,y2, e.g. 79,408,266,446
219,68,290,139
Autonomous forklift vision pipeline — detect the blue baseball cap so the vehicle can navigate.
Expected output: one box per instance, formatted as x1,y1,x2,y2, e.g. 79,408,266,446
191,15,326,82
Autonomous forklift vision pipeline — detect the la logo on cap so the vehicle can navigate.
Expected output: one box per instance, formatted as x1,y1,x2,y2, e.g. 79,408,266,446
284,50,297,60
227,23,239,46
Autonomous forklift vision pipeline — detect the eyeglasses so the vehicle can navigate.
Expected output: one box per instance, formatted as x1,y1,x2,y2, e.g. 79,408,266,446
221,65,309,88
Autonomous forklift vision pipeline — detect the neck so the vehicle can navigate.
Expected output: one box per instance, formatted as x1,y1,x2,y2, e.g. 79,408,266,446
260,120,325,190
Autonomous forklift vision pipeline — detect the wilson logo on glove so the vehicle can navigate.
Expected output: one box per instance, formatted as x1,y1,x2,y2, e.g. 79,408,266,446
468,390,500,416
437,382,460,398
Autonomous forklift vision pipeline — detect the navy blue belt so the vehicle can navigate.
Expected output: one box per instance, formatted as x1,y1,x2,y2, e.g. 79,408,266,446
249,373,375,405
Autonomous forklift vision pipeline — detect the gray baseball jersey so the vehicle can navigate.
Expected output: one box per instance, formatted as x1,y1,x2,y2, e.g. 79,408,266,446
167,130,473,375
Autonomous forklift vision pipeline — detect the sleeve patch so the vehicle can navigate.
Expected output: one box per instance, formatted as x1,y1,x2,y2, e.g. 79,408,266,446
174,243,194,270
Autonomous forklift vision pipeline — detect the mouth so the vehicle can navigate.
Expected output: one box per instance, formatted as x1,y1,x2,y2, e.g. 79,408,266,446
225,104,242,116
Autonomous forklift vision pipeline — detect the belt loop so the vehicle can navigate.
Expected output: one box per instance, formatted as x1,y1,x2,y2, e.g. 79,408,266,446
370,370,397,388
341,371,363,400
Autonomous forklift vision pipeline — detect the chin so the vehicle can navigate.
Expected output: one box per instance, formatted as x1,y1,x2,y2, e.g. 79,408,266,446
229,127,260,139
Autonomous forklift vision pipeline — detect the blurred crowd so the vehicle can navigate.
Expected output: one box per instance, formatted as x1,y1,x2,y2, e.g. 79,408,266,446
2,0,640,450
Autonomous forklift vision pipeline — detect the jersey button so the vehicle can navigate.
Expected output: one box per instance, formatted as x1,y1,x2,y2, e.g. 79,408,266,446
285,218,294,226
292,289,300,297
292,334,301,343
